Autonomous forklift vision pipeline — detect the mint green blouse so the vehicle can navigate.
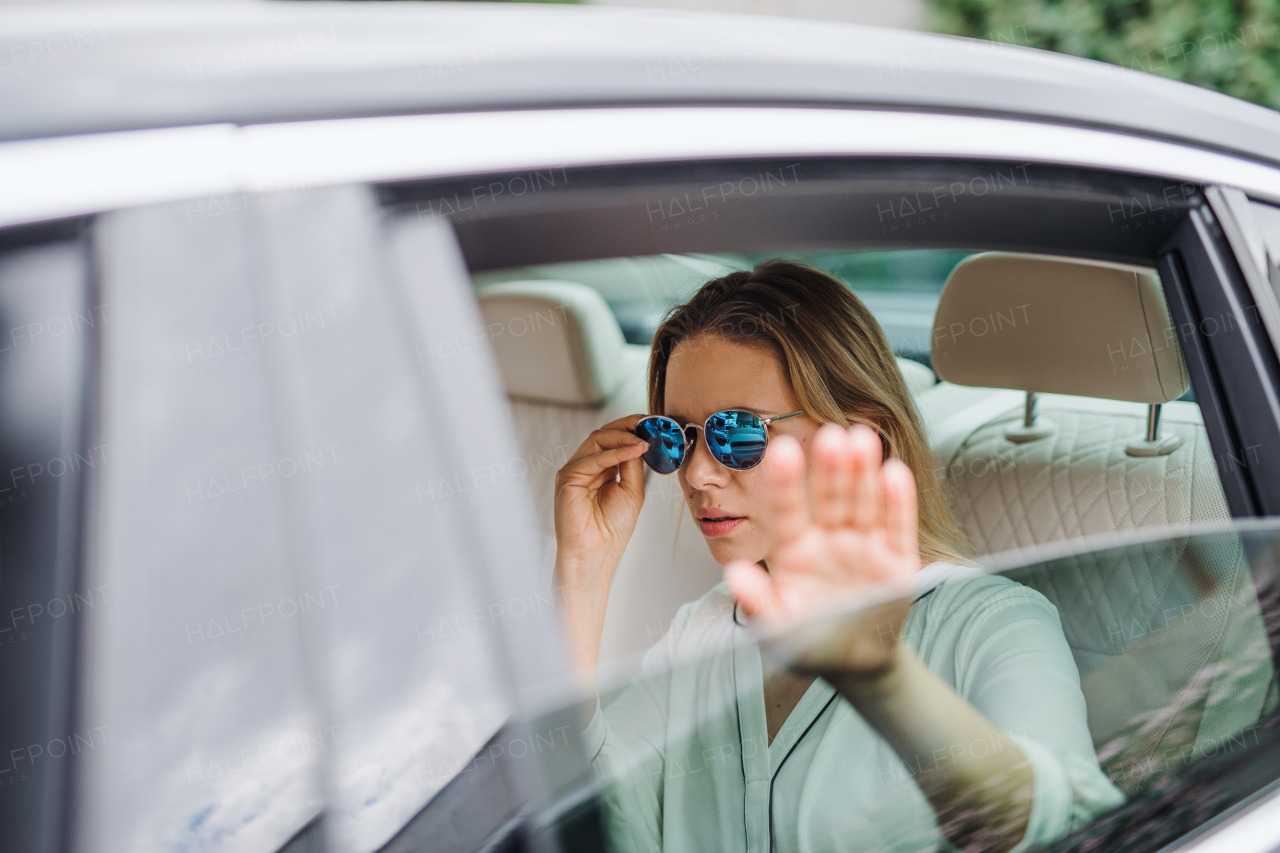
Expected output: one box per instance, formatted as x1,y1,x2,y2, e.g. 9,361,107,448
583,564,1124,853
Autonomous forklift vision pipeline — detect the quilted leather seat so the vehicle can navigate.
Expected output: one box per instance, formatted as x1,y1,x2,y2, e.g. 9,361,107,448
926,253,1275,794
944,398,1229,557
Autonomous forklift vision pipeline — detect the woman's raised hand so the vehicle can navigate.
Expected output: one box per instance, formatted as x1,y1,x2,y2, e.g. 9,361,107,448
724,423,921,676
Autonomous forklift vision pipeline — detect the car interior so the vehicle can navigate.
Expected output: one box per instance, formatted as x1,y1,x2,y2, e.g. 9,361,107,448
466,242,1278,813
470,248,1234,665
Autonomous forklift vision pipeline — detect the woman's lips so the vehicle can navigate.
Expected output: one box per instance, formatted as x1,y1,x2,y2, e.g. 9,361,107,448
698,516,746,537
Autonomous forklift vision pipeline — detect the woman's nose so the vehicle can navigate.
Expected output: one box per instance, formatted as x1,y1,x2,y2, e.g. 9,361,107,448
683,430,729,489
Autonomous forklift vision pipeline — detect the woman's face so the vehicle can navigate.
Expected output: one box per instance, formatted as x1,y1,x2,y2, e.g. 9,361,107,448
664,334,821,567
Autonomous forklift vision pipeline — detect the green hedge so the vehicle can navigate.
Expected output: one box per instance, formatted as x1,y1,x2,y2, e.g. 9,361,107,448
925,0,1280,110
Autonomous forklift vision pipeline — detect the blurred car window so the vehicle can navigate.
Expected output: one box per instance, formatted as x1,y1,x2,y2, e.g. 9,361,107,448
251,188,573,853
1020,526,1280,853
740,250,970,365
472,254,737,347
535,525,1280,853
74,203,325,853
74,187,577,853
249,186,514,853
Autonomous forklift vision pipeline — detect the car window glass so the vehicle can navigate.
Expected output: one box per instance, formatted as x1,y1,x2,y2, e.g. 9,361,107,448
532,524,1280,853
740,250,969,363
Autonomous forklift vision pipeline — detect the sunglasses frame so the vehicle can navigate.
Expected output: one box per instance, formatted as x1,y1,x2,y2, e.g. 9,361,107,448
634,409,806,474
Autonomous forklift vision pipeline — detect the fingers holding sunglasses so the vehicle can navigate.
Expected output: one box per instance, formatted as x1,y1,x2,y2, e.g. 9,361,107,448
572,442,649,486
560,429,649,488
849,424,884,531
810,423,852,528
566,424,647,462
762,433,810,546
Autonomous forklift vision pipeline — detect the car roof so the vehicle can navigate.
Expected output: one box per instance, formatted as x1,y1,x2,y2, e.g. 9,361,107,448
2,1,1279,170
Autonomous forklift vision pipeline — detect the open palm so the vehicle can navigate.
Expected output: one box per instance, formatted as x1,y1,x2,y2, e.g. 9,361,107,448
725,423,921,674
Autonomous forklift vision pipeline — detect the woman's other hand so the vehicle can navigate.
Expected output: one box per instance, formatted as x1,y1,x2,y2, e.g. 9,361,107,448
553,414,650,677
724,423,921,676
731,423,1036,852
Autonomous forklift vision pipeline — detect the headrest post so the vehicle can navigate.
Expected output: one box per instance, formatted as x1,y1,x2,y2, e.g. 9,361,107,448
1126,403,1182,457
1005,391,1055,443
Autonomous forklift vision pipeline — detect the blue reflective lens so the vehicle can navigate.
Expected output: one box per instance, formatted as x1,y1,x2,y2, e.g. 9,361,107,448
705,410,769,469
635,416,687,474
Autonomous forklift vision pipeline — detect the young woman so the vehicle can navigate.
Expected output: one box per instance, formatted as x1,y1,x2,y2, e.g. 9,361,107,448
552,260,1121,853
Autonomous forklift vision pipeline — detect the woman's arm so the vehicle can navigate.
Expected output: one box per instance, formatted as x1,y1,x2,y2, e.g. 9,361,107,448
552,415,650,684
552,416,666,853
726,425,1039,853
831,645,1033,853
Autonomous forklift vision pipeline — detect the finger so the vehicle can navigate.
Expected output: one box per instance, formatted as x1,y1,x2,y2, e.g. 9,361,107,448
810,423,849,528
561,442,649,485
568,427,650,463
592,464,620,489
762,434,809,546
617,453,646,502
849,424,883,530
724,560,776,621
881,458,919,560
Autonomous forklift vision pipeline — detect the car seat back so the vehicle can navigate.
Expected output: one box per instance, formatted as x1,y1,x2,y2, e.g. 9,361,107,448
928,253,1274,793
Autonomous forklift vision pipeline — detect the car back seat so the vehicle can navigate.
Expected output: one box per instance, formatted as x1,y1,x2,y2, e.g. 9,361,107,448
924,252,1275,793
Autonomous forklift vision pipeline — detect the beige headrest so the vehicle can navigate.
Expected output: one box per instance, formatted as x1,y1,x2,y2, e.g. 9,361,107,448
931,253,1189,405
478,280,630,406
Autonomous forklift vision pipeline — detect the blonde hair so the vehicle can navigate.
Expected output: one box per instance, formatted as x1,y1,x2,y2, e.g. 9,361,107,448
648,258,971,565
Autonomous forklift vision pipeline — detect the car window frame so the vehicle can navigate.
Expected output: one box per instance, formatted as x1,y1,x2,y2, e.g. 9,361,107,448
0,219,95,853
1159,195,1280,516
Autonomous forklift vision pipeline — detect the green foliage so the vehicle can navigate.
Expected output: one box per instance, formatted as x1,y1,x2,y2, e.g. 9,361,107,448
925,0,1280,110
